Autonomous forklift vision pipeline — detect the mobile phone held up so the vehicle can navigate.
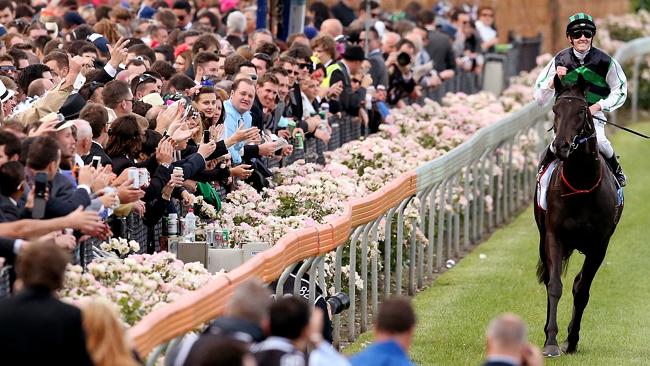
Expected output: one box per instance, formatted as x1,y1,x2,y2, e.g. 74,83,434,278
91,155,101,169
203,130,210,144
32,172,48,219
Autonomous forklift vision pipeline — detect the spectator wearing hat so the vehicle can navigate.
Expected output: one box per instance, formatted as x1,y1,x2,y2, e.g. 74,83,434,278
137,0,158,20
304,26,319,40
329,45,366,117
0,78,15,120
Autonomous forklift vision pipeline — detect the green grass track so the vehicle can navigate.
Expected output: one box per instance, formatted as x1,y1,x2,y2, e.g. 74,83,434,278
345,122,650,365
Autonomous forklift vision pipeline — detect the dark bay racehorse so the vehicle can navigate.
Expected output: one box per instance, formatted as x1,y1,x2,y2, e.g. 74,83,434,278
534,75,623,357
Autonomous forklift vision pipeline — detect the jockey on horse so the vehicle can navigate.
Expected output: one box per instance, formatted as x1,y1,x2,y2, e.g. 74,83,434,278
535,12,628,187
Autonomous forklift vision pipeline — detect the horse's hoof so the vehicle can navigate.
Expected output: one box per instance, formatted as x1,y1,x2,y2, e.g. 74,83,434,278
543,345,561,357
561,341,578,354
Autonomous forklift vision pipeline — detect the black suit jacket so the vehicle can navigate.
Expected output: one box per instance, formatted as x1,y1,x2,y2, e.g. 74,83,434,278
0,287,94,366
0,195,22,222
329,61,366,116
46,173,92,218
82,141,113,167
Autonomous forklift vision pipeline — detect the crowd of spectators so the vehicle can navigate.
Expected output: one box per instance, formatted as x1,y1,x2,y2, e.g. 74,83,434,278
0,0,500,268
0,0,508,365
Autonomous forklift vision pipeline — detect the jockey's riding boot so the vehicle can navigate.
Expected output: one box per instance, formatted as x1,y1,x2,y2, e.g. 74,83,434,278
605,154,627,187
537,146,557,177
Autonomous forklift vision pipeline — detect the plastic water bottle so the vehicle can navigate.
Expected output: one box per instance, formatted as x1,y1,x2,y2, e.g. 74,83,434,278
319,103,329,131
183,209,197,242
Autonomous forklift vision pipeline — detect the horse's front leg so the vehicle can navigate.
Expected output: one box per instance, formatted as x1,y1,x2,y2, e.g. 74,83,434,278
543,232,564,357
563,249,606,354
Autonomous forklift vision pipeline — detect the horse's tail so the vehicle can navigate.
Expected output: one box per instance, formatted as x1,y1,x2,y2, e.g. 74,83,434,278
536,253,547,284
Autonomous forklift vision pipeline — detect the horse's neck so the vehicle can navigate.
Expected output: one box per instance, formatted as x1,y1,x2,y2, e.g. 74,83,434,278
563,141,601,188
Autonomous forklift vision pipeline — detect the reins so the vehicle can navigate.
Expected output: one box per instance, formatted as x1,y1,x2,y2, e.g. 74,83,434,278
560,163,603,197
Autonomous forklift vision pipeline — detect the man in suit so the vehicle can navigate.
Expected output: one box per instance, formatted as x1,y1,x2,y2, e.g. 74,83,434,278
329,45,367,117
26,136,92,218
0,161,27,222
0,240,94,365
418,10,456,81
482,314,542,366
80,103,112,166
360,28,388,88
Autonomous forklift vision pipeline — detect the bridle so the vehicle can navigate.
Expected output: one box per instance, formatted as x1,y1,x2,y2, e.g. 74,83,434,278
553,94,597,153
553,94,602,197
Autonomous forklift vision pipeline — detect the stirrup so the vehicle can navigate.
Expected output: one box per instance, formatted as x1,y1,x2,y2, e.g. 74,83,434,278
616,172,627,187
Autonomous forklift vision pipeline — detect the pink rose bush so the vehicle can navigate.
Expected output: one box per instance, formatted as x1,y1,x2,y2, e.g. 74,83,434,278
60,250,216,325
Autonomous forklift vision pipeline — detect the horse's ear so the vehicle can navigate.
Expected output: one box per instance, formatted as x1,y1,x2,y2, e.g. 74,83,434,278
576,74,587,95
553,75,564,93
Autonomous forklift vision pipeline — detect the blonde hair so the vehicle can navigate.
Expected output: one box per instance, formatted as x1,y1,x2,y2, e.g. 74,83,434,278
81,299,139,366
94,19,122,44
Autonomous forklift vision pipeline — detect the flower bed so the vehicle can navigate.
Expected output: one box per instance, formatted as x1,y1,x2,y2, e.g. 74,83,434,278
63,56,548,324
60,240,215,325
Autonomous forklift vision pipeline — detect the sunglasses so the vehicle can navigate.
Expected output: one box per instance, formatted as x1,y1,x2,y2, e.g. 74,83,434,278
0,65,16,71
254,52,272,62
570,29,594,39
86,81,104,94
14,43,34,51
135,73,157,91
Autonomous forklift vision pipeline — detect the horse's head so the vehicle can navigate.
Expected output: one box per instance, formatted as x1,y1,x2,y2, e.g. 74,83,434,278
551,74,596,160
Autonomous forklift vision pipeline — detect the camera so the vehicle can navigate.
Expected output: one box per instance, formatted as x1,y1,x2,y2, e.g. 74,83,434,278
32,172,48,219
397,52,411,67
326,292,350,315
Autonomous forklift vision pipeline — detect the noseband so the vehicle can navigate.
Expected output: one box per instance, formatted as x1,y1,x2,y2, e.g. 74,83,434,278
554,95,597,153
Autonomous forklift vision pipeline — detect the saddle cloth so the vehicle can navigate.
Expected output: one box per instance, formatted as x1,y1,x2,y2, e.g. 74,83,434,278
536,160,623,211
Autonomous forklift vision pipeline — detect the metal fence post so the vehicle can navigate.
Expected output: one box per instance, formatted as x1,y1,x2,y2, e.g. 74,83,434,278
333,245,344,345
348,226,364,342
427,184,439,276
